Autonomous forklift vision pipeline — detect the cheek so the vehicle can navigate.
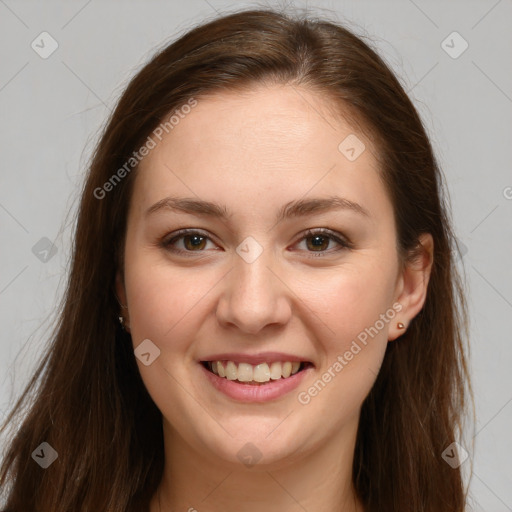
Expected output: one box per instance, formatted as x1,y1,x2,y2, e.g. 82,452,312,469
293,269,394,425
122,245,215,351
295,258,397,411
124,261,217,415
300,260,397,344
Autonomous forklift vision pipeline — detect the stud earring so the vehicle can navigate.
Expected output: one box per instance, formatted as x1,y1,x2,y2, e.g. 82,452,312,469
397,322,405,329
118,315,131,332
115,293,129,330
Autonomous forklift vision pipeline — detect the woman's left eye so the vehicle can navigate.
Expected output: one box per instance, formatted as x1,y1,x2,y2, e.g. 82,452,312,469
161,228,351,257
296,228,352,256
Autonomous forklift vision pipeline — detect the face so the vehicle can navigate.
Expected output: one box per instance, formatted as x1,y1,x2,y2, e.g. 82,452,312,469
117,83,413,468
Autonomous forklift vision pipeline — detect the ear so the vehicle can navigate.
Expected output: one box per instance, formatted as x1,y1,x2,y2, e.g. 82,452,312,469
388,233,434,341
115,270,130,331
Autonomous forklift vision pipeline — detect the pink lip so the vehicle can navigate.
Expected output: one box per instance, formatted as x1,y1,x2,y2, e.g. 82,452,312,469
199,362,313,403
200,351,311,365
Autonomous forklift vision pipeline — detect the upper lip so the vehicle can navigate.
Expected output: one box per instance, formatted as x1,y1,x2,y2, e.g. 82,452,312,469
200,352,314,366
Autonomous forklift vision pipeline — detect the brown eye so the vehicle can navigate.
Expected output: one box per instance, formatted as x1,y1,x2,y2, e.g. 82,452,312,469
162,229,216,255
305,234,331,252
297,228,352,257
182,234,207,251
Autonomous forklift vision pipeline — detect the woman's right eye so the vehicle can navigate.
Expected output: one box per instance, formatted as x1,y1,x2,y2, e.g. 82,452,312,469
162,229,217,255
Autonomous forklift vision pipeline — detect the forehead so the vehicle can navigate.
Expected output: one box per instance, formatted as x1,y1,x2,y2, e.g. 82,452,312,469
148,83,362,164
131,84,391,223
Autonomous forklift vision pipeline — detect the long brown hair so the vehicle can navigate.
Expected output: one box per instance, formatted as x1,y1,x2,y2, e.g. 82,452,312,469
0,7,472,511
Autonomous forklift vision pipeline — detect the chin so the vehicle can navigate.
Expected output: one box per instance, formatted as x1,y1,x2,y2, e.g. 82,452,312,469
196,419,311,470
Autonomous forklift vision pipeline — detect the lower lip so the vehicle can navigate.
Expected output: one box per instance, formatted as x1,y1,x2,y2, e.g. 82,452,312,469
200,363,312,403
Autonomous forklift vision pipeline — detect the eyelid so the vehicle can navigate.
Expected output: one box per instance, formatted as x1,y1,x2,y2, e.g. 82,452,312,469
161,227,352,257
298,228,353,252
161,228,219,254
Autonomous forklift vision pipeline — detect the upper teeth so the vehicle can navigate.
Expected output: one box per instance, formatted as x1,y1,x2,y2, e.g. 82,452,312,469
209,361,301,382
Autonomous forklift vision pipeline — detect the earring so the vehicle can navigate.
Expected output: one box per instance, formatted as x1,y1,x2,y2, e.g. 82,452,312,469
115,293,129,330
397,322,405,329
118,315,131,332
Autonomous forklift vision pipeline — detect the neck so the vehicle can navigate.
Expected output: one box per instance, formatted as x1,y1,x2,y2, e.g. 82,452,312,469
151,417,364,512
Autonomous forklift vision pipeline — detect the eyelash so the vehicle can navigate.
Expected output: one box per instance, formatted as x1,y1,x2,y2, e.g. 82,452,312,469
160,228,352,258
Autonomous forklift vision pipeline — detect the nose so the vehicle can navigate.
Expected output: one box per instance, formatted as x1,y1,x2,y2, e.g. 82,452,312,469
215,245,292,335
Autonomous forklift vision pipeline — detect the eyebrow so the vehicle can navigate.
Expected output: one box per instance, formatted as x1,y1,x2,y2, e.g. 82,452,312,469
145,195,370,223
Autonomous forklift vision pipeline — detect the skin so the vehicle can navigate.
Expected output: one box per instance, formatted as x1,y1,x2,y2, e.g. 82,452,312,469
116,83,433,512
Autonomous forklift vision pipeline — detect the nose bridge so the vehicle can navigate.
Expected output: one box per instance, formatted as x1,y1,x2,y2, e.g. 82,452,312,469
216,235,291,334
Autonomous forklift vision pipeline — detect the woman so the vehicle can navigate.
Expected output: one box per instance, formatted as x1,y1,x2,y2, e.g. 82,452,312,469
0,8,472,512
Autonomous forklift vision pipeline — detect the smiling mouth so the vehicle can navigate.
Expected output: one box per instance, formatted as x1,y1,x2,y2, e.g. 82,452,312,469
201,360,313,386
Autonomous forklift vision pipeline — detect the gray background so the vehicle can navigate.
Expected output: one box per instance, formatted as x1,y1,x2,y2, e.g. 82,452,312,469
0,0,511,510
